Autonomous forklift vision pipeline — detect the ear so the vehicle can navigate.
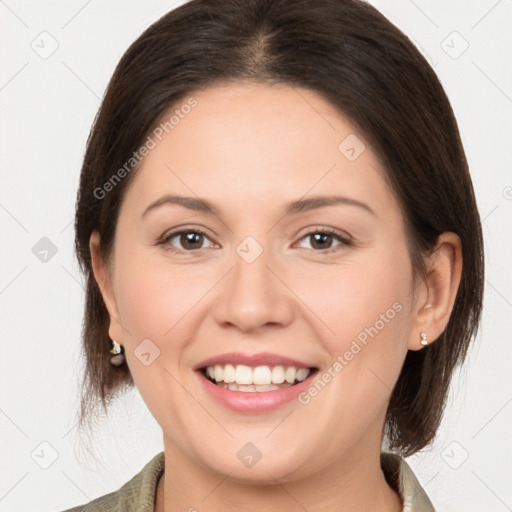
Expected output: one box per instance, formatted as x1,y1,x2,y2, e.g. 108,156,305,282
89,231,125,343
408,232,463,351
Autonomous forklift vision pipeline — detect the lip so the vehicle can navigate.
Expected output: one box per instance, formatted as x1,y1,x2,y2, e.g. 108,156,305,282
194,365,318,414
194,351,314,370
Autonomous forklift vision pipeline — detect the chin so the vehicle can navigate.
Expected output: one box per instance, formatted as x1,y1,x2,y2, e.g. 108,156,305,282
198,446,314,485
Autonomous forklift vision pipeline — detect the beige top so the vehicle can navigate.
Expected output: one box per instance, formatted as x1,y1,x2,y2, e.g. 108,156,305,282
59,451,435,511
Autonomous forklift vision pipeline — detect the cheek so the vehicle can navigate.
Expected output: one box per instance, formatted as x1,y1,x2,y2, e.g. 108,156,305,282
285,251,412,451
294,251,413,354
111,253,216,437
114,252,216,343
111,252,224,411
293,248,413,414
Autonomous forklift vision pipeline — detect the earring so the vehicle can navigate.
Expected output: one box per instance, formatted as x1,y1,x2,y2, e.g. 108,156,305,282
110,339,126,366
420,332,428,346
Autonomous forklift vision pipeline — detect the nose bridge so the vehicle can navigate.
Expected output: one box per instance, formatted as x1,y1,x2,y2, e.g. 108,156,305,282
213,234,294,331
232,234,273,293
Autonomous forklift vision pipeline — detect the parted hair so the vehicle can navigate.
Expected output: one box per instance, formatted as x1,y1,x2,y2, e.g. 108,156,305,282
74,0,484,457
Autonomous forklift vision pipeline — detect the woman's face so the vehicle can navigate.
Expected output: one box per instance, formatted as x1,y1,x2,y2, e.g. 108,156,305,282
93,82,424,482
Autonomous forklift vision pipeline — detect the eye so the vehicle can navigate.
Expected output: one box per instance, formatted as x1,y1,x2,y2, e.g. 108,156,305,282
160,228,215,252
158,226,351,254
296,228,351,253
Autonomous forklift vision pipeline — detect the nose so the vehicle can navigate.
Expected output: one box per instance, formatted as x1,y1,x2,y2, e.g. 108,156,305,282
212,239,295,333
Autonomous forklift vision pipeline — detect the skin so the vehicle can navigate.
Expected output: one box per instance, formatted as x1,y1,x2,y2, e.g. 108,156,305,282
90,82,462,512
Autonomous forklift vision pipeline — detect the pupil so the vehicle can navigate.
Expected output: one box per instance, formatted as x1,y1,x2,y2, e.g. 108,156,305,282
182,232,203,249
312,233,332,250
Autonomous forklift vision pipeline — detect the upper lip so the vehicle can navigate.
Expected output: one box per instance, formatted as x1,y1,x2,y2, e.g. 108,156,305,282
194,352,316,370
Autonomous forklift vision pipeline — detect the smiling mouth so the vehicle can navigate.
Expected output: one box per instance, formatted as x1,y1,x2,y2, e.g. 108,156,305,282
199,364,319,392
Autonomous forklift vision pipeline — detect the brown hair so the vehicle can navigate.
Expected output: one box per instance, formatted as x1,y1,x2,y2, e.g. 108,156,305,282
74,0,484,457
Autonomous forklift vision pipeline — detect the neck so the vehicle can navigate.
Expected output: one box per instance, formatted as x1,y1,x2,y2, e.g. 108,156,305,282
155,439,402,512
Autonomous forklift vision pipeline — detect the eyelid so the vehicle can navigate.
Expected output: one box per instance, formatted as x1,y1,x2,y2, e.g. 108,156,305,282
293,226,352,252
296,225,352,242
159,225,216,252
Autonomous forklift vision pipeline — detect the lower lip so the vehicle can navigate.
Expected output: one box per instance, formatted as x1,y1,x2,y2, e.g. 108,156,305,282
196,370,316,413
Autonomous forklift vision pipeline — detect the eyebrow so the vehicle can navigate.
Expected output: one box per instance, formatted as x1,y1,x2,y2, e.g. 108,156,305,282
141,194,376,219
285,195,376,216
142,195,221,218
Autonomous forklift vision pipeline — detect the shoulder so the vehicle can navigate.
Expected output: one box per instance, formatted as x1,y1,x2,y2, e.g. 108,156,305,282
57,452,165,512
381,452,436,512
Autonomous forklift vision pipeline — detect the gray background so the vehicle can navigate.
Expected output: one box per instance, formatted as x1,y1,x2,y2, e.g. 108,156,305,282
0,1,511,511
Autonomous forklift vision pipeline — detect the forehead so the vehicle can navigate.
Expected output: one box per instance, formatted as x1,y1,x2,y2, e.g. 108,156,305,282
120,82,397,221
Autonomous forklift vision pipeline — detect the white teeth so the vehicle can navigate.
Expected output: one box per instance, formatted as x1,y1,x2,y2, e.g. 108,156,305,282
235,365,253,384
253,366,272,385
214,365,223,382
218,382,293,392
271,366,285,384
296,368,309,381
204,364,311,386
285,367,296,383
223,364,236,383
255,384,278,391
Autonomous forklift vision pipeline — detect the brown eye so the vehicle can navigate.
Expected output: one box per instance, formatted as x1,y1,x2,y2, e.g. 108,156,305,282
162,229,211,251
179,231,205,250
297,228,351,252
309,232,335,250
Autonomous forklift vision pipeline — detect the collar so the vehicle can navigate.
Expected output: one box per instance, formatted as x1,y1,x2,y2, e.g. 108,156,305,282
381,452,436,511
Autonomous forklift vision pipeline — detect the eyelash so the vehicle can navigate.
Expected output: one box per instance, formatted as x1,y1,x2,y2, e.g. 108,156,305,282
296,227,352,253
158,226,352,255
